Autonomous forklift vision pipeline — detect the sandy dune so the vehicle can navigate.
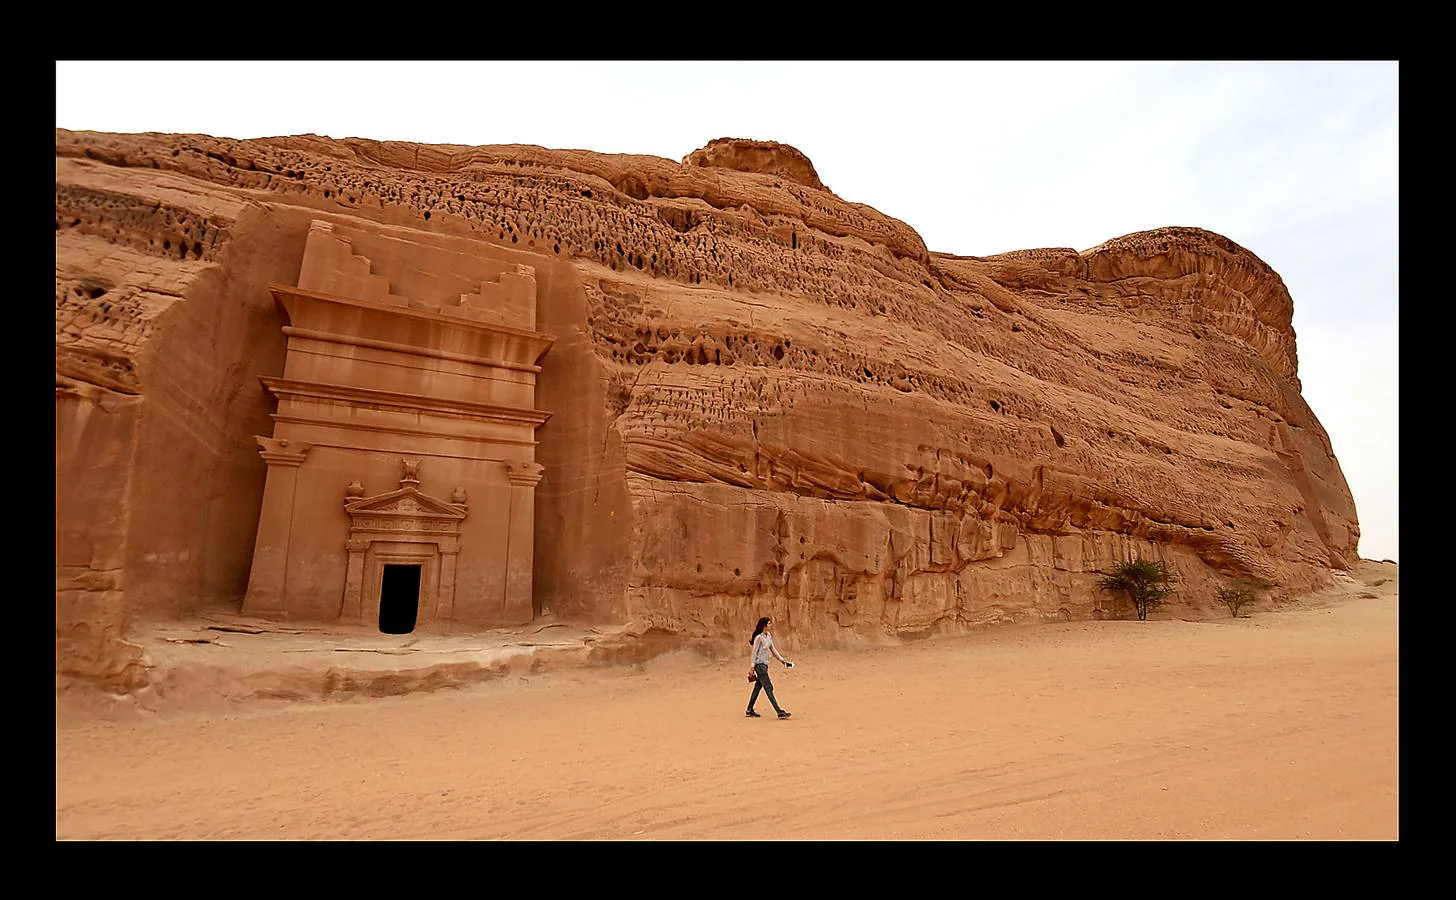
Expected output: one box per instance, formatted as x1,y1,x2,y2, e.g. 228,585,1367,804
55,562,1398,840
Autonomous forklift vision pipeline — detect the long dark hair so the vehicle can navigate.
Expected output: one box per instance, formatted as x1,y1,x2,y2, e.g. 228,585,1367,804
749,616,770,646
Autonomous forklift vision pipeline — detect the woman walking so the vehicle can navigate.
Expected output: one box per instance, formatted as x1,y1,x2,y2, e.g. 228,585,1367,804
746,616,793,719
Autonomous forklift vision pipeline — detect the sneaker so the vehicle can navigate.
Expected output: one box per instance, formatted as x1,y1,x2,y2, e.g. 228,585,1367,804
745,709,761,718
777,710,792,719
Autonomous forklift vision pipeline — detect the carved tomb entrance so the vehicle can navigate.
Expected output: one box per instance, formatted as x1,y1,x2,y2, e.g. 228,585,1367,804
242,218,554,631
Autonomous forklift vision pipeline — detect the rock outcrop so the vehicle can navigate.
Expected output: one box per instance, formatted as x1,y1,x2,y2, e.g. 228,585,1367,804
55,129,1360,691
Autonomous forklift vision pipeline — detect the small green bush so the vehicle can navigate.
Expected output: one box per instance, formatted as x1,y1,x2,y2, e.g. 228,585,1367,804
1098,558,1176,621
1215,577,1270,617
1216,585,1253,617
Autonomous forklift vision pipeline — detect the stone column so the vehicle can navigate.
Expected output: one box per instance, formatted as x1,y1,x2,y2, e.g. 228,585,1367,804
436,545,460,627
503,462,544,623
243,438,311,616
341,538,369,622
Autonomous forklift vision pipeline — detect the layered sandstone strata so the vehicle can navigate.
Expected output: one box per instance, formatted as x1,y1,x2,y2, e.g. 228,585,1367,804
56,130,1359,688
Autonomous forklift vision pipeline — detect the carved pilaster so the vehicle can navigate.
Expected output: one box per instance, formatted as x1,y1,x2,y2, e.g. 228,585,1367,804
342,538,369,621
505,461,545,488
243,436,313,615
437,548,460,624
502,461,543,622
257,436,312,466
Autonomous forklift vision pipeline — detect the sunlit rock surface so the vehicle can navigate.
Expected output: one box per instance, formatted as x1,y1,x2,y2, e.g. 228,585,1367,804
56,129,1359,688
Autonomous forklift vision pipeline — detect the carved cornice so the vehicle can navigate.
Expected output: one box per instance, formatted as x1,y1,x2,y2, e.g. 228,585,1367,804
281,326,545,374
260,377,552,427
270,283,556,347
268,414,541,446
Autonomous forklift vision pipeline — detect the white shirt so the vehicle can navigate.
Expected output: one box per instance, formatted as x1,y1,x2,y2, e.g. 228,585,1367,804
751,632,783,667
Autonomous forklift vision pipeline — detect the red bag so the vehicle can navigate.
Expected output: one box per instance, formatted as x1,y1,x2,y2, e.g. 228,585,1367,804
747,669,757,683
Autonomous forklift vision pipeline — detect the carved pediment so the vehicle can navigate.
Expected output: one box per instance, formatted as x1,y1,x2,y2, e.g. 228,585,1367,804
345,486,467,519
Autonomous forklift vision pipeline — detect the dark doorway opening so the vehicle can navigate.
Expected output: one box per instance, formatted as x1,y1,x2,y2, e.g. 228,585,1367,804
379,564,421,634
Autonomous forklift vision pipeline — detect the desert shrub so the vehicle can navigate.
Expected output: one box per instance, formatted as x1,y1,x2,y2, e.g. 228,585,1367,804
1216,583,1252,617
1216,577,1272,617
1098,558,1176,621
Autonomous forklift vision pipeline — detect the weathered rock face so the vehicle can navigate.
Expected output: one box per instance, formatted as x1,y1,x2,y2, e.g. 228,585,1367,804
682,137,829,193
55,129,1359,688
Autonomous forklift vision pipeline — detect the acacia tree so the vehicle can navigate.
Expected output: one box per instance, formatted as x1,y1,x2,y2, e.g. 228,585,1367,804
1098,558,1176,621
1216,578,1268,617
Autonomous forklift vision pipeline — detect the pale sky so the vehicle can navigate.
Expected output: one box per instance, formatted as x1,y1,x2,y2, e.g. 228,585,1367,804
55,61,1399,563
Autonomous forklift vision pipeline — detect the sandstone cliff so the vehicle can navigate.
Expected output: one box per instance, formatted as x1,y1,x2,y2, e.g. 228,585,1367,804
56,130,1360,690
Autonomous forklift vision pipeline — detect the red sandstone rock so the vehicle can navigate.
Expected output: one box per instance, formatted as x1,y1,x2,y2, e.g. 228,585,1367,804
682,137,829,193
55,129,1360,691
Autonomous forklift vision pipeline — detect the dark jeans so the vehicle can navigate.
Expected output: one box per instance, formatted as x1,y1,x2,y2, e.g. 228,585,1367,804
747,663,785,714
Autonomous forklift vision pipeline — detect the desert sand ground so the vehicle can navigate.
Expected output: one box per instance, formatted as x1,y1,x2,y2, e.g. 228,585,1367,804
55,561,1398,840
